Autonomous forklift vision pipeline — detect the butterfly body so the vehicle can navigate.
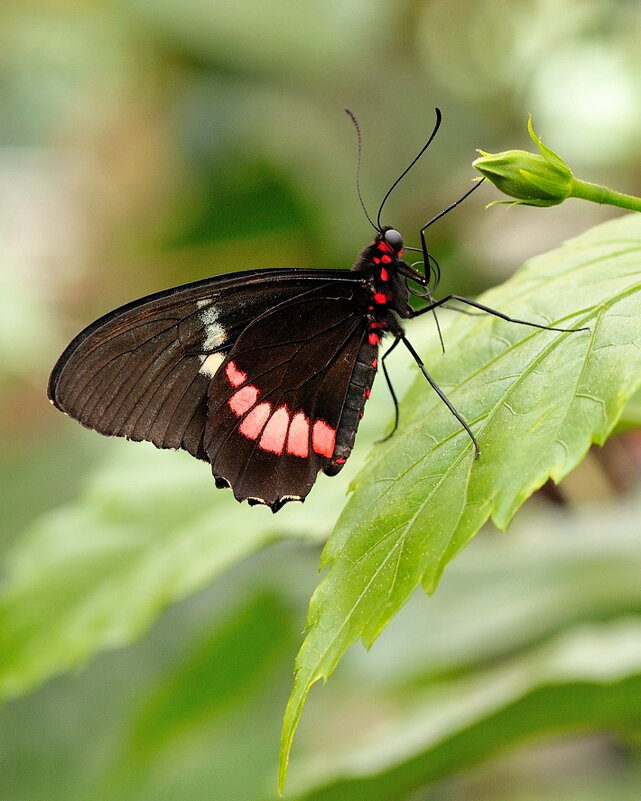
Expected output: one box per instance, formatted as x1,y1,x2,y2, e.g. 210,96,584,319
48,228,420,512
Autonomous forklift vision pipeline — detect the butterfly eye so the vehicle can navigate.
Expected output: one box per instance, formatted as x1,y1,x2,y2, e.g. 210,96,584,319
384,229,403,252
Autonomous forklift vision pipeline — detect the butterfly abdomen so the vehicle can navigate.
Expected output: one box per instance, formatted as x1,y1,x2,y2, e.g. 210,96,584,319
325,335,379,475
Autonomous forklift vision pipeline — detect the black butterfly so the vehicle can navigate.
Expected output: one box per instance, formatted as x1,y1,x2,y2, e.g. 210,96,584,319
48,110,580,512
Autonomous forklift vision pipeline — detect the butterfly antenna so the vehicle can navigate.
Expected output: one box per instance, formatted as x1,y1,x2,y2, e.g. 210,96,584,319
376,107,443,230
345,109,379,232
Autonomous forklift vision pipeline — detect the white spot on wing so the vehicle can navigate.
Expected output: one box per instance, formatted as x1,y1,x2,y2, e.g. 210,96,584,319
199,352,225,377
198,302,228,350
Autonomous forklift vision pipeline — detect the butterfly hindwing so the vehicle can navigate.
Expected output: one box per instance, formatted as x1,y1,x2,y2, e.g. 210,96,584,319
203,285,371,510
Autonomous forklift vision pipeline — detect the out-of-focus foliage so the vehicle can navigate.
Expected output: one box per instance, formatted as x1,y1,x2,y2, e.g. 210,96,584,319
1,0,641,799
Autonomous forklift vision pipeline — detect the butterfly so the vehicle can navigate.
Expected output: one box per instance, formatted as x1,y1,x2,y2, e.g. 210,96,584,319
48,110,581,512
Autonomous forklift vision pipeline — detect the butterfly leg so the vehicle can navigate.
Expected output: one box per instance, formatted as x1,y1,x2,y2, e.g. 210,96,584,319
410,294,588,333
377,335,402,442
398,332,480,458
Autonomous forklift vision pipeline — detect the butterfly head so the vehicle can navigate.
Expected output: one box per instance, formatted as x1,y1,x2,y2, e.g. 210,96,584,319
365,226,405,261
380,227,404,255
353,226,406,274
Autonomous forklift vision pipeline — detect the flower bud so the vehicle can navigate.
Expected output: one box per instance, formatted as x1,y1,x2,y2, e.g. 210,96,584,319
473,117,574,206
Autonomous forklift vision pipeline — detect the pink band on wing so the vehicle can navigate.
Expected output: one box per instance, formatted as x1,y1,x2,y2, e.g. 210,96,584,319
287,412,309,457
259,406,290,454
229,385,258,416
226,361,247,387
239,402,271,439
312,419,335,458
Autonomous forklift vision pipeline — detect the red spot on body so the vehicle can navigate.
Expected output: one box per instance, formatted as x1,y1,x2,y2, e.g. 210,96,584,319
335,458,346,465
378,241,392,253
372,359,378,369
365,388,371,398
259,406,290,454
380,267,389,281
398,248,404,257
368,332,381,345
359,412,364,419
373,256,380,264
312,419,335,458
229,385,258,416
239,402,271,439
381,254,392,264
373,292,387,304
287,412,309,457
226,361,246,387
370,320,387,329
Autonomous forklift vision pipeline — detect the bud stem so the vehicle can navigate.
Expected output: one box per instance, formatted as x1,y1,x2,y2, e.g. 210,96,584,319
570,178,641,212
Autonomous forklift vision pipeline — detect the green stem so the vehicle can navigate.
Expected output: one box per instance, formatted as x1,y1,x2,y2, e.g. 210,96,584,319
571,178,641,212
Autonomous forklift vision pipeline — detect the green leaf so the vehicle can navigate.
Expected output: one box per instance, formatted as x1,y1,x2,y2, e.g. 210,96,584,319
278,496,641,796
280,213,641,788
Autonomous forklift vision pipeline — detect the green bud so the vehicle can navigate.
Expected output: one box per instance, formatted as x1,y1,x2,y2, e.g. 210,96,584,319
473,117,574,207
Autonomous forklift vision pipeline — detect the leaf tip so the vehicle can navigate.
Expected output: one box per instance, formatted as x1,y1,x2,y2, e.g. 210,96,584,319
279,669,321,792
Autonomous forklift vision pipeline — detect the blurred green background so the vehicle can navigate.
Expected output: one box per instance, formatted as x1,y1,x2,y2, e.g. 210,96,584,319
2,1,641,799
